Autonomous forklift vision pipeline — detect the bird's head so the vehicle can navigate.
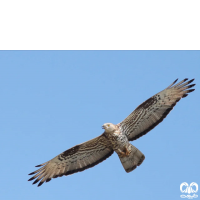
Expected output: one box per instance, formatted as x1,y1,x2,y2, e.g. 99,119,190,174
102,123,116,133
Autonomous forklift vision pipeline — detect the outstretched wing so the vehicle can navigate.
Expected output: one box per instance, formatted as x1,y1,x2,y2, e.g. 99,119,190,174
28,134,113,187
118,78,195,141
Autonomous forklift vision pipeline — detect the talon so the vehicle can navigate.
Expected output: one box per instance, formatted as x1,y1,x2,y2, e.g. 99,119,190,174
119,151,126,157
118,147,131,157
125,147,131,156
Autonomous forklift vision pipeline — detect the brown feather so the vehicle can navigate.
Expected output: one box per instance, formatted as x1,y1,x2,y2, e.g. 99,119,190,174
28,134,113,186
119,79,195,141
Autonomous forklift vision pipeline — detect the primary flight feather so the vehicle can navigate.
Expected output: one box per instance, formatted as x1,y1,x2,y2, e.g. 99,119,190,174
28,78,195,186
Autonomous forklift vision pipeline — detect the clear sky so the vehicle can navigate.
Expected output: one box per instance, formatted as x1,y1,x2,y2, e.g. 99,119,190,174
0,51,199,200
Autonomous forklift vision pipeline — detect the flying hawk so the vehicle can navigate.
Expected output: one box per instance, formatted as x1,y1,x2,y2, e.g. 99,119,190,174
28,78,195,186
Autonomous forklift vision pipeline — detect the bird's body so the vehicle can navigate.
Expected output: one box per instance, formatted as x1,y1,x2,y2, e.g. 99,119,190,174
108,131,130,156
102,123,145,172
28,78,195,186
103,123,132,157
103,124,128,154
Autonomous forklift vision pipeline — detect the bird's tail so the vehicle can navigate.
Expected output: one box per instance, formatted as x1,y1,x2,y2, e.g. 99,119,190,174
119,144,145,173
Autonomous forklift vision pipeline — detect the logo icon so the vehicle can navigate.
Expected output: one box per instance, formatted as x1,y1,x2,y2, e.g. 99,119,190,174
180,182,198,199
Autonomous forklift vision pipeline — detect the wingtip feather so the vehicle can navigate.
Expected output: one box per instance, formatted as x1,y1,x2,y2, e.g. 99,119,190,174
28,177,35,181
35,164,42,167
33,179,39,185
182,94,188,98
188,79,195,84
37,182,44,187
187,84,196,89
187,89,195,93
46,178,51,182
35,161,48,167
174,78,178,84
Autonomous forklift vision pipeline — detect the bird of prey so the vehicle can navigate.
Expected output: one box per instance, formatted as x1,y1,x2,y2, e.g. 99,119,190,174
28,78,195,187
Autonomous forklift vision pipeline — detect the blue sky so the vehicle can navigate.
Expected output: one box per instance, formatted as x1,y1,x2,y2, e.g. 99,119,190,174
0,51,199,200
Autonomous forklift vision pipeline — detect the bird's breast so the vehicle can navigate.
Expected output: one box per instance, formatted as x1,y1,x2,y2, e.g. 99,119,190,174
106,131,129,150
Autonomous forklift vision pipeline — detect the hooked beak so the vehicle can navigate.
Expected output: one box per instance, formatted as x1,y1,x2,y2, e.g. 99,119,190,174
102,125,105,129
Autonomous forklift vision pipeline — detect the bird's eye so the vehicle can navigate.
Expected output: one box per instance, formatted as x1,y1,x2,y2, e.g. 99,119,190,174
107,124,110,127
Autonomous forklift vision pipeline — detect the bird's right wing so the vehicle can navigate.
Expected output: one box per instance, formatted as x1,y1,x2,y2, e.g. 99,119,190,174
118,78,195,141
28,134,113,187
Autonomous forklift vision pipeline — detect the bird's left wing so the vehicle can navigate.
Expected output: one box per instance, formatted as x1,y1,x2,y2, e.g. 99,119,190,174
28,134,113,187
118,78,195,141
